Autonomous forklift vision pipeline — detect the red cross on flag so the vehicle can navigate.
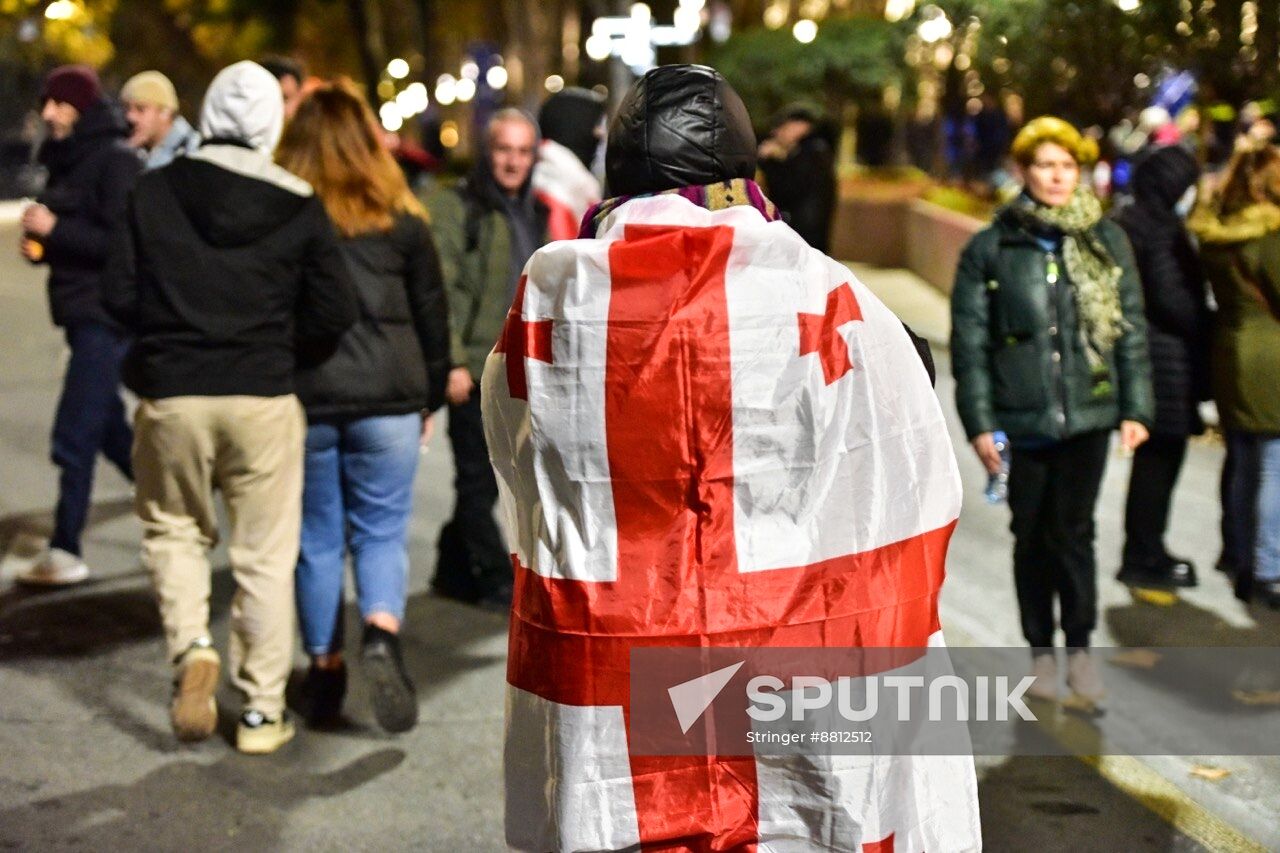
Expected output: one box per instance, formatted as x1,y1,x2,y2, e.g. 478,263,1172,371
482,195,981,852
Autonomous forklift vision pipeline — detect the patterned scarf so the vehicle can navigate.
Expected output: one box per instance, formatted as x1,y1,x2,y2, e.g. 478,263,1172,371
577,178,781,238
1008,187,1128,369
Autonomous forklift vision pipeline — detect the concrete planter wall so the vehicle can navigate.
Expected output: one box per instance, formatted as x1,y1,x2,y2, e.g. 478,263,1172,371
831,184,986,296
903,199,985,295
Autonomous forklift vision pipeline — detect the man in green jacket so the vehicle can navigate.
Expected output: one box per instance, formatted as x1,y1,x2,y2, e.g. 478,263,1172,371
425,108,549,610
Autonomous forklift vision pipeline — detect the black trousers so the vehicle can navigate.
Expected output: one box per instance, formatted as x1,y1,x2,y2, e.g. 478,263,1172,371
435,392,511,598
1008,430,1111,650
1122,434,1189,568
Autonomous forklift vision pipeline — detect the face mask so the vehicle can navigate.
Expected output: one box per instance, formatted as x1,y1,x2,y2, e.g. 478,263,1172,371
1175,185,1197,218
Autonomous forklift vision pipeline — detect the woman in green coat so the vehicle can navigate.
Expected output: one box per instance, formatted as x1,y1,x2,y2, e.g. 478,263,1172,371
1187,142,1280,609
951,117,1155,709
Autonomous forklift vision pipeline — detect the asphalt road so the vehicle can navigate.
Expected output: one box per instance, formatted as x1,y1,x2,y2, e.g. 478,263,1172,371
1,225,1274,851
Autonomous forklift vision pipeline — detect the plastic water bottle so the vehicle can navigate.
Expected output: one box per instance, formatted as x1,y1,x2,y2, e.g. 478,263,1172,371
984,431,1010,504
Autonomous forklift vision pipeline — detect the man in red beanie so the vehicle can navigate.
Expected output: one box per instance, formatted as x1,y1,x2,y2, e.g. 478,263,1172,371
17,64,141,585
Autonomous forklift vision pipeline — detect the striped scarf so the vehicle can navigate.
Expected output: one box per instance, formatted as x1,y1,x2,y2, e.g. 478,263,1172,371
578,178,780,238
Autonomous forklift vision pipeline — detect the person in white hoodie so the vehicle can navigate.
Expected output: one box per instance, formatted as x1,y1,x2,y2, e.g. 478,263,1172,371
102,61,357,754
531,87,605,241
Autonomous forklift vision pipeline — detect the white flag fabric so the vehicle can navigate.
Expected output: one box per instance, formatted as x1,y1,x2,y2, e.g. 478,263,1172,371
482,193,981,852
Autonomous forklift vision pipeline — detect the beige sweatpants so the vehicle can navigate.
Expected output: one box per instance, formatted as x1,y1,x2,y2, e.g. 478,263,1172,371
133,395,305,717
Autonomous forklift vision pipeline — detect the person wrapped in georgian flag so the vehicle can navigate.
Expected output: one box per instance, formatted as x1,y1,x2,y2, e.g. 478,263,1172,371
482,64,982,852
531,87,606,242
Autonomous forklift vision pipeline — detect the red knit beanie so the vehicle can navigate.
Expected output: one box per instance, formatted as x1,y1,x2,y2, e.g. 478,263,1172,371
41,65,102,113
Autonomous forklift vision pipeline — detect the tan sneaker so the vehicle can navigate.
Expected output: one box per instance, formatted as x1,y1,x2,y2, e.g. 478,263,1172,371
236,709,295,754
1028,652,1059,702
17,548,89,586
1065,650,1106,712
171,645,220,742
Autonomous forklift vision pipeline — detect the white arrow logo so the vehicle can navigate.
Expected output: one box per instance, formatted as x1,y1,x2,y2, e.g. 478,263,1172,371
668,662,745,734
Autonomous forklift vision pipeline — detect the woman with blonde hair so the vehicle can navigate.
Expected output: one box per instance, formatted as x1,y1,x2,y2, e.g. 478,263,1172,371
1188,142,1280,609
277,79,451,731
951,116,1154,709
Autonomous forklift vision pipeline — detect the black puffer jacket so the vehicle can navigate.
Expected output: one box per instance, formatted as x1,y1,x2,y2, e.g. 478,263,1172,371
35,99,142,328
759,131,837,253
295,213,451,418
1111,146,1210,436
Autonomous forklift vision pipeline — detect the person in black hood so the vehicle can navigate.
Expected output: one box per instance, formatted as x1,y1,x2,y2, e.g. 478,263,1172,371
533,88,606,241
102,61,357,755
16,65,141,588
424,108,549,610
757,102,837,253
1111,144,1210,589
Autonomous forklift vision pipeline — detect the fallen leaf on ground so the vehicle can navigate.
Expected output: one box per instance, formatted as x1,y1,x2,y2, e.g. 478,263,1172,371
1232,690,1280,706
1107,649,1162,669
1189,765,1231,782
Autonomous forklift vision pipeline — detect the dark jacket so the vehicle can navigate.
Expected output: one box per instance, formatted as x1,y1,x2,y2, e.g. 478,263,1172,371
295,213,451,418
1187,205,1280,434
425,171,549,380
102,143,357,399
951,203,1155,443
759,133,837,254
1111,146,1210,436
34,99,142,328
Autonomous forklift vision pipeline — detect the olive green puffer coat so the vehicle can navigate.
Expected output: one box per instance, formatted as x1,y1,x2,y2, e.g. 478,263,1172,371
950,206,1155,443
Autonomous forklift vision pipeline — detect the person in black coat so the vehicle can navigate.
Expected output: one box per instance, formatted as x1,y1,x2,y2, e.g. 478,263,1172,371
276,80,451,734
1111,144,1210,588
757,104,837,253
17,65,142,586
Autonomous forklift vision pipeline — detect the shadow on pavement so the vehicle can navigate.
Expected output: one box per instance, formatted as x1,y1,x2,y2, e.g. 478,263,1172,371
0,747,406,850
0,497,136,557
977,715,1196,852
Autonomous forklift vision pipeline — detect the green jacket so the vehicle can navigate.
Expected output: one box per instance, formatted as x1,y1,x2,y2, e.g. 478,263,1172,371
425,185,549,379
950,207,1155,443
1189,204,1280,434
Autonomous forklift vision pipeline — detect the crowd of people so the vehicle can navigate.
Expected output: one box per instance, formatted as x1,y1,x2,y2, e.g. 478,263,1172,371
10,53,1277,764
14,59,607,754
951,112,1280,708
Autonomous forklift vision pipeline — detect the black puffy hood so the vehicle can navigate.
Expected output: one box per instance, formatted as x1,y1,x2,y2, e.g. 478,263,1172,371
605,64,757,196
539,87,606,168
1131,145,1199,211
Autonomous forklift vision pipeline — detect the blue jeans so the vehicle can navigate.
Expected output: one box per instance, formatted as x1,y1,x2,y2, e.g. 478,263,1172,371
296,413,422,656
1224,431,1280,583
51,322,133,555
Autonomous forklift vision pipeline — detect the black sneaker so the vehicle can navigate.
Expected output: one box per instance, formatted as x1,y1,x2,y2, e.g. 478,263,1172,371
300,662,347,728
361,625,418,734
1116,558,1197,589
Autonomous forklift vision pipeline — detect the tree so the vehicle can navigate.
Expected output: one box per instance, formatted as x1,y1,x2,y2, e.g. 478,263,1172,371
705,16,905,130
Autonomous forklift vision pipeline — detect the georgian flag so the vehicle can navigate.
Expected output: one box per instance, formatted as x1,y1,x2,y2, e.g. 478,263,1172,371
482,194,981,852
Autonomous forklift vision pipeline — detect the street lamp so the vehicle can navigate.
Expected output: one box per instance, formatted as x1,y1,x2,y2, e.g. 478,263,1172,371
387,58,410,80
435,74,457,106
917,6,952,43
792,18,818,43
